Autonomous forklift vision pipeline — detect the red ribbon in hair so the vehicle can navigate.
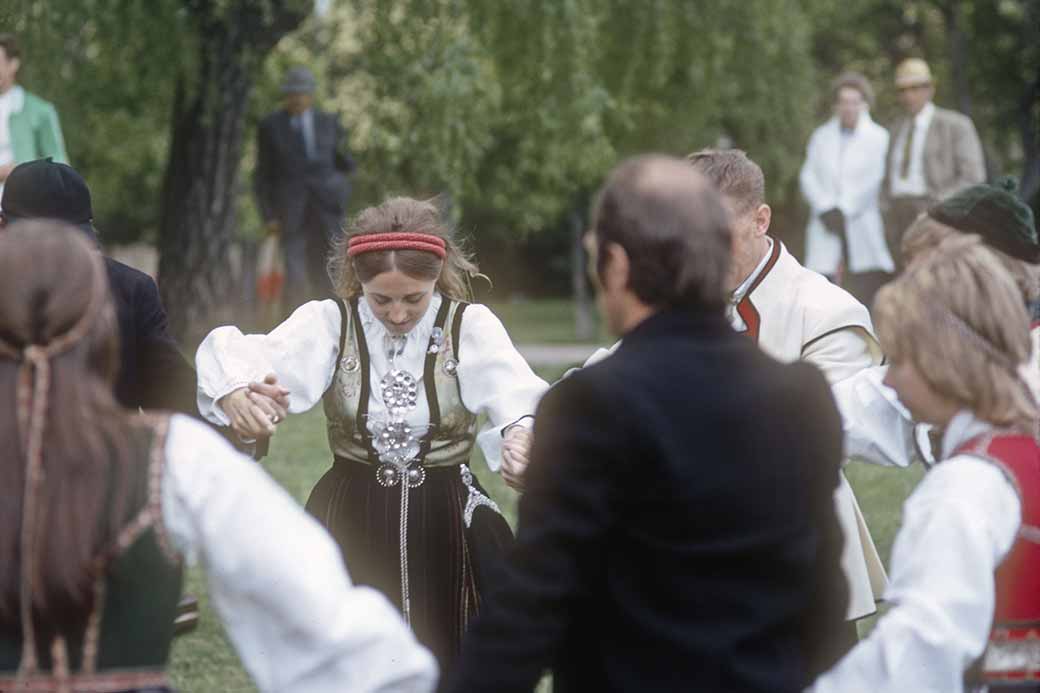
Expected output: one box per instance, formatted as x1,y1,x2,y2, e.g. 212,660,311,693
347,232,447,259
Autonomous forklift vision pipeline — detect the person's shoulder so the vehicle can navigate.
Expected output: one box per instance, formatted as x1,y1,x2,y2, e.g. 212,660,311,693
933,105,976,129
104,256,157,294
781,248,874,327
455,302,509,336
862,116,889,140
19,89,56,112
810,118,835,139
557,341,645,402
257,110,284,130
314,107,340,123
785,250,863,309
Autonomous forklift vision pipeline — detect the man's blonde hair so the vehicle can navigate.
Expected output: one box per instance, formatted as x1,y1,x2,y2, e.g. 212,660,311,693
875,236,1038,434
902,214,1040,304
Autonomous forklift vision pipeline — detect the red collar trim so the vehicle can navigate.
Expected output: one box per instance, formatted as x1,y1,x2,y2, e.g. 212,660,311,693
735,240,782,343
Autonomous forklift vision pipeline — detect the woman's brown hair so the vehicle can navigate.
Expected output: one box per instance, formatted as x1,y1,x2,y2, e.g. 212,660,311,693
874,235,1038,434
328,197,481,302
0,222,138,627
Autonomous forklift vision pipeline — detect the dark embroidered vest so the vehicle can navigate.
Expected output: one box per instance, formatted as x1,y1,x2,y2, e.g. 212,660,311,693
0,415,183,692
322,298,478,468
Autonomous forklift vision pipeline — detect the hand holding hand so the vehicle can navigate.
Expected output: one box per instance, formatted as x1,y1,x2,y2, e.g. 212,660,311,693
219,375,289,440
501,426,533,491
249,374,290,416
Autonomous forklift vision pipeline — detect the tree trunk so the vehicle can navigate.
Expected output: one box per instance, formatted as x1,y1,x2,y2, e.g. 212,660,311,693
570,208,595,341
1019,2,1040,203
157,1,306,344
940,2,973,118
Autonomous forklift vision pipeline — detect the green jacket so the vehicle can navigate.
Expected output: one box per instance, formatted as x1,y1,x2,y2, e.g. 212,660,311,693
6,86,67,164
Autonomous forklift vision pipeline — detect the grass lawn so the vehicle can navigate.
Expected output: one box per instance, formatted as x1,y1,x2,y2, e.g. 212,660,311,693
485,299,607,344
167,308,924,690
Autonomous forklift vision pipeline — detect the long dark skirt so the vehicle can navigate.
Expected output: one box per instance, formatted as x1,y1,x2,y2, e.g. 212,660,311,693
305,458,513,672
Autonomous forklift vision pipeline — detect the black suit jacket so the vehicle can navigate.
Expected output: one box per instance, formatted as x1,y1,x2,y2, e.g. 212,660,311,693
105,257,198,415
254,108,355,236
445,310,847,693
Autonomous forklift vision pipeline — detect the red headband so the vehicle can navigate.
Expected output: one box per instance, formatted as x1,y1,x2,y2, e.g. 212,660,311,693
348,232,447,259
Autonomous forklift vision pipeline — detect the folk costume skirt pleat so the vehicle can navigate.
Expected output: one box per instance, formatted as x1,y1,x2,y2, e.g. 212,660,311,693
305,458,513,672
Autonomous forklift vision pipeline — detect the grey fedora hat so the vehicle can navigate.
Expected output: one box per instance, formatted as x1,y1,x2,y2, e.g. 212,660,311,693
281,66,317,94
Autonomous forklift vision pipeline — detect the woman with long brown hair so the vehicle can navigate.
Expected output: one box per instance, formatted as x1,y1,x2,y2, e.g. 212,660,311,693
196,196,548,672
0,221,434,692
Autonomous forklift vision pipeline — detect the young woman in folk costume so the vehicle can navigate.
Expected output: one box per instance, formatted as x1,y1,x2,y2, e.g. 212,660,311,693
0,222,434,693
810,237,1040,693
197,197,549,670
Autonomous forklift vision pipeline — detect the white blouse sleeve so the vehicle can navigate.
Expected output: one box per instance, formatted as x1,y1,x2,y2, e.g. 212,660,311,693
195,300,342,425
832,365,918,468
807,455,1021,693
161,415,437,693
455,304,549,471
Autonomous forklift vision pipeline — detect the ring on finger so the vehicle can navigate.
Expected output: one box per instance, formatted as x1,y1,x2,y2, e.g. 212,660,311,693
269,414,280,424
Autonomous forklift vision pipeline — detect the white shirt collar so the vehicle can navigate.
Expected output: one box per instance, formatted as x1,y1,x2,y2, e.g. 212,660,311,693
357,291,443,345
0,85,24,114
941,409,994,460
913,101,935,129
730,237,775,306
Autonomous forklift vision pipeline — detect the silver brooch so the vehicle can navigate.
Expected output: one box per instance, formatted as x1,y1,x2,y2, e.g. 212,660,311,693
342,356,360,373
428,327,445,354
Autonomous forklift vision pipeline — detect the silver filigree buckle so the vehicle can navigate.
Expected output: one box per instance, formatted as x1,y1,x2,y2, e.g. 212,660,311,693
375,462,426,488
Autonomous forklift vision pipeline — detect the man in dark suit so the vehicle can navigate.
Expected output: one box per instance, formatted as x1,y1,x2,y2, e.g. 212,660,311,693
444,155,848,693
255,66,355,306
0,158,198,416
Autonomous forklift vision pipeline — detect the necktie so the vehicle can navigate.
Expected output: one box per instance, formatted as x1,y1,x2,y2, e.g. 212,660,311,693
899,120,915,179
293,115,314,160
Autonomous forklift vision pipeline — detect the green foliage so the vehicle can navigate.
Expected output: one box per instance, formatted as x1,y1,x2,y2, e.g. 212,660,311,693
8,0,188,243
10,0,1036,254
273,0,818,242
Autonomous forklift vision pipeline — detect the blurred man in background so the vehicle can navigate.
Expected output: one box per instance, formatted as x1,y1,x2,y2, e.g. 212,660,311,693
0,34,67,202
883,57,985,270
255,66,355,307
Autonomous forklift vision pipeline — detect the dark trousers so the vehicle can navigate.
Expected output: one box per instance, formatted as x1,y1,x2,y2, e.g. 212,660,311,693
844,271,893,312
283,203,339,309
885,195,931,272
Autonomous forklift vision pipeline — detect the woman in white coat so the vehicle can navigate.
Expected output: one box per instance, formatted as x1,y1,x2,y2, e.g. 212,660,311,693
801,72,893,307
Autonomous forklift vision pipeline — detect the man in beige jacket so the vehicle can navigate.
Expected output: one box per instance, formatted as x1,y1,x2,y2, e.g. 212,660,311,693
883,58,985,270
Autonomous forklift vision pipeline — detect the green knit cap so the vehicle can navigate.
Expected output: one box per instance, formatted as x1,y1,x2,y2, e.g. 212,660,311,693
927,177,1039,263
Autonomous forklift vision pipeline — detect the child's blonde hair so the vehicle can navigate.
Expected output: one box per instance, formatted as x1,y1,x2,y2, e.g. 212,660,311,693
875,235,1038,434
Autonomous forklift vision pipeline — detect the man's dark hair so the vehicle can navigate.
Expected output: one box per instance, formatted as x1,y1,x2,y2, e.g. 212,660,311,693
592,154,732,313
832,71,875,108
0,34,20,61
686,148,765,214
